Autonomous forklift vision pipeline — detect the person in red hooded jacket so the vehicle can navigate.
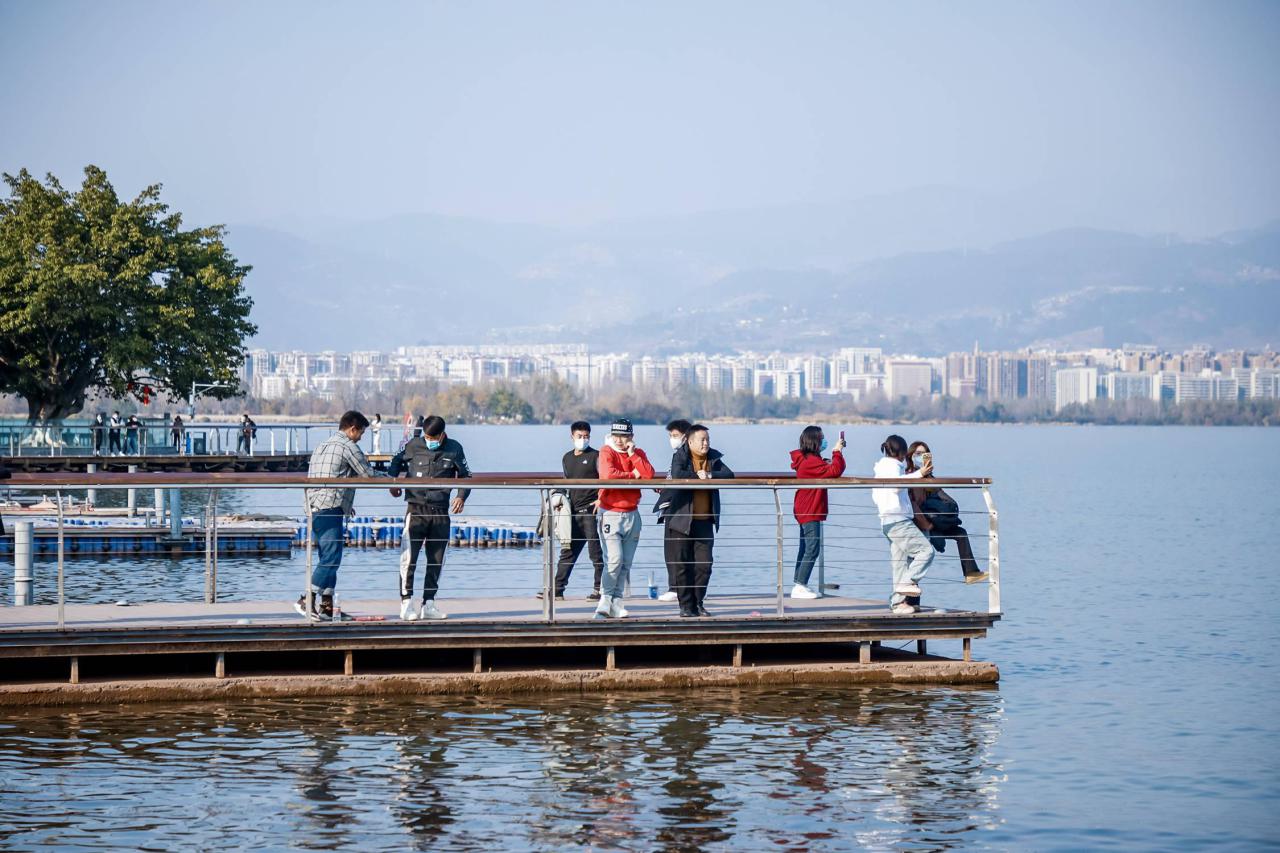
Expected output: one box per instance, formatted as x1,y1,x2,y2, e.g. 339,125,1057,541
789,425,846,598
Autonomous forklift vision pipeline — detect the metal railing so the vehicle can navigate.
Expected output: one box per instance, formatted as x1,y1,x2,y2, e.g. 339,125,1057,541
1,472,1000,629
0,422,321,458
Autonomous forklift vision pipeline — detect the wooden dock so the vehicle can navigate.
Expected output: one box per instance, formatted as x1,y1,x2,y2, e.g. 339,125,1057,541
1,453,314,473
0,594,999,704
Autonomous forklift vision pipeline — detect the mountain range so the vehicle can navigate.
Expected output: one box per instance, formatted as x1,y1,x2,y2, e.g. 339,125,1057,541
227,187,1280,355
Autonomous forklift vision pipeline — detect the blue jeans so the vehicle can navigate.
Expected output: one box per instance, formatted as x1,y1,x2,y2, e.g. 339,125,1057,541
310,507,345,593
882,519,935,606
794,521,822,585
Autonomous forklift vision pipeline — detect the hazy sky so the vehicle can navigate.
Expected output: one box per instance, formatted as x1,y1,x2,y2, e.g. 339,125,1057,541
1,0,1277,235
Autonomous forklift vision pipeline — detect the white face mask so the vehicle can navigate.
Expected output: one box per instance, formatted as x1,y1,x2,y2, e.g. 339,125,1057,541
573,437,589,451
669,436,683,450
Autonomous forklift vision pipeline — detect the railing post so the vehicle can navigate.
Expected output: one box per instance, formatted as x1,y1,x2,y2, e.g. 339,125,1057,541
13,521,33,606
982,486,1000,615
270,430,276,456
127,464,138,516
210,489,219,602
816,519,825,598
85,463,97,507
56,490,66,630
169,488,182,540
541,488,554,623
304,500,315,621
204,491,214,604
773,488,784,616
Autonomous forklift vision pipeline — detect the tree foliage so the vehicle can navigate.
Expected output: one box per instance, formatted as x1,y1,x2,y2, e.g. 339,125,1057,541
0,166,256,421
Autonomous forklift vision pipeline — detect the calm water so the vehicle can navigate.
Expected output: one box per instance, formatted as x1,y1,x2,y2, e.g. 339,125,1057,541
2,424,1278,850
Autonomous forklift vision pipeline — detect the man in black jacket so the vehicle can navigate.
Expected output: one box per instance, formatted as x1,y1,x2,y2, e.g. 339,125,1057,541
388,415,471,621
660,424,734,617
546,421,604,600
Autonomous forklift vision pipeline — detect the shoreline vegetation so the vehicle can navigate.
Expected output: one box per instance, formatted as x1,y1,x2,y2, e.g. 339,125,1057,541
4,377,1277,427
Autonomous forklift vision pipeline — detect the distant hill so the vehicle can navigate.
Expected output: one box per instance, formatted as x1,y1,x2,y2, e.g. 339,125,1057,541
226,192,1280,353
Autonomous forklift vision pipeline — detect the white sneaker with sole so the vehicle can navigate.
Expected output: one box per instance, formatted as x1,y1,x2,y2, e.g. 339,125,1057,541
419,600,446,620
790,583,819,599
658,590,678,602
400,599,420,621
595,596,612,619
893,583,921,597
892,602,917,615
609,597,629,618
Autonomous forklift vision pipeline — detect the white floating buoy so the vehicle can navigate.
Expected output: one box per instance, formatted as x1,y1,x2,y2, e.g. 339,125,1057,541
115,599,130,606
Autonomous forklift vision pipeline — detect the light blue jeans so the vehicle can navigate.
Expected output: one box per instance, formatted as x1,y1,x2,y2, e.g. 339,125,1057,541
599,510,641,598
882,519,934,606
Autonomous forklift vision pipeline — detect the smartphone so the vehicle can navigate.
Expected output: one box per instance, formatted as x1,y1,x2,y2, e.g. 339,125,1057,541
922,451,932,469
839,430,845,443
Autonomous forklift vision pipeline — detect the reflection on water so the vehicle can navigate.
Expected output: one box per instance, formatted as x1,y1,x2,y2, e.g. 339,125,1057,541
0,687,1002,850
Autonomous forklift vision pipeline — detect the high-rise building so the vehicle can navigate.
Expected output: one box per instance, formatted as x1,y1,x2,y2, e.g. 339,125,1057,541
1054,367,1098,410
885,361,933,400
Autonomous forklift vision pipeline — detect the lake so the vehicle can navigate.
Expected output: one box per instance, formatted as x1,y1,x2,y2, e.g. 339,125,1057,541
1,424,1277,849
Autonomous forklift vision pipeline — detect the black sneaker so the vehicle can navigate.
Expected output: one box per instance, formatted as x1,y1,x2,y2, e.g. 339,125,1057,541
586,589,602,601
294,594,325,621
319,595,351,622
535,591,566,600
697,605,711,618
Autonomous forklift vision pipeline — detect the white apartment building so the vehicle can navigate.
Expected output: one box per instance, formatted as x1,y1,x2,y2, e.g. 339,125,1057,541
884,361,933,400
1054,367,1098,410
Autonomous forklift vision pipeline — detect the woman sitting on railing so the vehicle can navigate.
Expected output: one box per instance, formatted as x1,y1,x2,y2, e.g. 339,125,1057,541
906,441,989,593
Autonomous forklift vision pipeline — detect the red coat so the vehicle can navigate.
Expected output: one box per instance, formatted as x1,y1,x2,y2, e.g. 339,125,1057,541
597,445,656,512
790,449,846,523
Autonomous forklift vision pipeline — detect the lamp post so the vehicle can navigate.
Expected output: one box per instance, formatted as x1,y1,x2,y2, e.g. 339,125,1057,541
189,381,233,417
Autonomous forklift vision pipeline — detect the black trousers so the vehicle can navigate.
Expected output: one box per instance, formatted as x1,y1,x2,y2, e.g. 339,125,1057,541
236,433,251,453
400,505,450,600
108,430,121,453
92,429,104,453
554,509,603,594
932,524,984,577
664,519,715,611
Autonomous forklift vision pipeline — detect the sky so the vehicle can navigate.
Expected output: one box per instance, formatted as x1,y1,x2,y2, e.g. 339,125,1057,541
1,0,1278,236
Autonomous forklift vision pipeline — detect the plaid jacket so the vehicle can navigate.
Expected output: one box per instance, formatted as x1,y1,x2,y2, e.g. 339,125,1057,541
306,432,384,514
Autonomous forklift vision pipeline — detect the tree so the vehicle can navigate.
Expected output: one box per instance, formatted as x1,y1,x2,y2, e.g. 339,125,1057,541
0,166,255,426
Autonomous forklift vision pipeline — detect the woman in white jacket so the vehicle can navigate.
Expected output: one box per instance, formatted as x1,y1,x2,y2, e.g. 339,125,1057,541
871,434,935,614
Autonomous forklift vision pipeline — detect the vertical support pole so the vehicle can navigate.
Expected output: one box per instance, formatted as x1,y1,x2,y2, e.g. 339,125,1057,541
126,464,138,516
304,500,315,621
169,488,182,540
13,521,33,606
963,637,972,662
982,486,1001,615
773,488,784,616
472,648,482,674
56,490,65,630
215,652,226,678
153,488,166,527
916,639,928,656
816,519,825,598
204,491,215,604
69,656,80,684
858,641,871,664
270,430,276,456
86,462,97,507
344,650,355,676
540,488,553,623
286,428,293,455
210,489,219,603
732,644,743,667
606,646,616,671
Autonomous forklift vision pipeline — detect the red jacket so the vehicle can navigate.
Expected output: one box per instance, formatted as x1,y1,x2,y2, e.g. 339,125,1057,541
790,449,846,523
597,445,656,512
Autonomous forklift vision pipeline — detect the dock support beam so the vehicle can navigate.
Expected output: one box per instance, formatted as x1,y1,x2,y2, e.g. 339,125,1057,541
70,656,80,684
127,465,138,516
963,637,972,662
215,653,226,679
169,489,182,540
606,646,616,671
344,651,354,676
916,640,928,656
732,644,743,668
859,642,871,664
85,463,97,507
12,521,33,606
472,649,482,674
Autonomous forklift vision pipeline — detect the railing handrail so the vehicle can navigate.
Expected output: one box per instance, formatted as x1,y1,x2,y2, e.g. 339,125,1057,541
2,472,992,490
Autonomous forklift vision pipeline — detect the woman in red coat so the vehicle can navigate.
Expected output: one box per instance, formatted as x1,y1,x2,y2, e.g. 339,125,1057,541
788,425,846,598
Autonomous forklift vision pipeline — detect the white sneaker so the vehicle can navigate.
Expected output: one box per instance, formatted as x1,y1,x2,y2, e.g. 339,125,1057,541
658,590,679,602
400,599,419,621
609,597,629,618
419,601,446,620
595,596,613,619
892,602,917,615
790,583,819,599
894,583,921,597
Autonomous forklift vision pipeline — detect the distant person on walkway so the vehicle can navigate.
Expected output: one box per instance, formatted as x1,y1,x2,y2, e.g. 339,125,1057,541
125,414,140,455
171,415,184,453
370,413,383,454
544,421,604,601
660,424,734,617
905,441,988,599
236,414,256,455
92,413,106,455
397,413,421,453
300,410,384,621
388,415,472,621
653,419,693,601
789,425,846,599
596,418,655,619
873,434,934,614
108,411,122,455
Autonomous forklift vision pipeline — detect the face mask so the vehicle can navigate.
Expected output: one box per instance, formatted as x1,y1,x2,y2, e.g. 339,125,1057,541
820,439,828,452
669,436,683,450
426,440,442,451
911,454,924,468
573,437,589,451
